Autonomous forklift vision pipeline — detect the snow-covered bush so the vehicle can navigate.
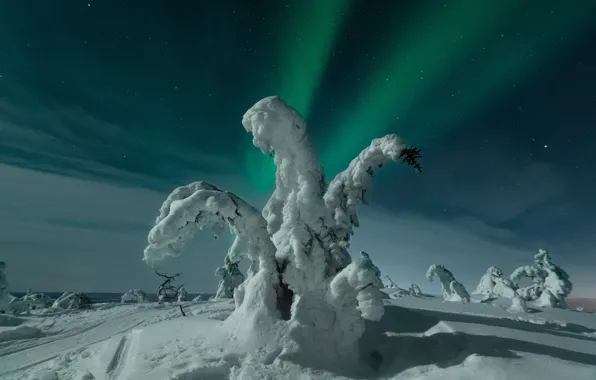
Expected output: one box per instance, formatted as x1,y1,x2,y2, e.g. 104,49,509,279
426,264,470,303
383,275,410,298
408,283,422,296
510,249,572,308
155,271,183,303
474,266,527,312
51,292,92,310
215,256,245,299
143,96,421,366
121,289,147,303
177,287,188,302
0,262,10,313
474,266,518,299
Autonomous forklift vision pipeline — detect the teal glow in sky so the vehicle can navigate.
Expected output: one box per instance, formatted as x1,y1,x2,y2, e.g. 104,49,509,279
1,1,596,295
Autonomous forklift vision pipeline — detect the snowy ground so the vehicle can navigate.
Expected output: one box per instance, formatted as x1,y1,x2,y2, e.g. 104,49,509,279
1,296,595,380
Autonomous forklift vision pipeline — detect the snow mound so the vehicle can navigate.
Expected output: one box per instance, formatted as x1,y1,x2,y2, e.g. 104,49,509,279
0,326,44,342
0,314,24,327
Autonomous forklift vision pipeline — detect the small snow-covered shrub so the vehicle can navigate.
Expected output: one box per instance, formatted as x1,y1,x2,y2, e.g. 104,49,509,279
121,289,147,303
177,287,188,302
51,292,92,310
215,257,245,299
408,283,422,296
426,264,470,303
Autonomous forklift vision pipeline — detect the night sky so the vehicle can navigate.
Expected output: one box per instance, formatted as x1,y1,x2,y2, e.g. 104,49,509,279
1,1,595,296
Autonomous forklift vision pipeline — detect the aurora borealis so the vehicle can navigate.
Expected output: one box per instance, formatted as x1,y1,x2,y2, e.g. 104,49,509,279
1,1,596,295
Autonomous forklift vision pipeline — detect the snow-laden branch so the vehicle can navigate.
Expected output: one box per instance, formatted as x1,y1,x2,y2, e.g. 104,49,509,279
323,136,422,272
144,181,276,275
324,135,405,242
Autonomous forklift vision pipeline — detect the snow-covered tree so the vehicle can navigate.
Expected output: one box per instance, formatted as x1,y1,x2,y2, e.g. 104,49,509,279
214,256,245,299
383,275,410,298
510,249,572,308
19,290,53,309
408,283,422,296
0,262,10,313
143,96,422,367
51,292,92,310
473,266,527,312
177,287,188,302
155,270,183,303
473,266,518,299
121,289,147,303
426,264,470,303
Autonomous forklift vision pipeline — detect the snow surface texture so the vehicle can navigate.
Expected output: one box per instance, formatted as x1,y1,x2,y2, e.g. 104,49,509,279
144,96,419,368
0,262,10,314
121,289,147,304
510,249,572,308
215,257,245,299
2,296,596,380
426,264,471,303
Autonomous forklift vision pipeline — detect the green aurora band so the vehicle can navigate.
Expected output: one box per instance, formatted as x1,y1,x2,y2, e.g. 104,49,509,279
245,1,596,192
320,1,596,176
245,0,353,191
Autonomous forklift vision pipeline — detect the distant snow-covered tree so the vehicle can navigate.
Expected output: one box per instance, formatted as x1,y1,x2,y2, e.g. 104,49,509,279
510,249,572,308
0,262,10,313
214,256,245,299
408,283,422,296
426,264,470,303
383,275,410,298
474,266,518,299
52,292,92,310
155,270,183,303
121,289,147,303
177,287,188,302
143,96,422,367
474,266,527,312
19,290,53,309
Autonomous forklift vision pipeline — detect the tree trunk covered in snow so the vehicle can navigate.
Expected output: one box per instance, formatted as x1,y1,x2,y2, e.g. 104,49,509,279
143,96,421,366
0,262,10,313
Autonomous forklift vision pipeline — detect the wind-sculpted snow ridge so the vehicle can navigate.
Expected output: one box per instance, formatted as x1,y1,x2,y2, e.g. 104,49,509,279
427,264,470,303
144,96,421,369
511,249,572,309
0,262,11,314
215,256,245,299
